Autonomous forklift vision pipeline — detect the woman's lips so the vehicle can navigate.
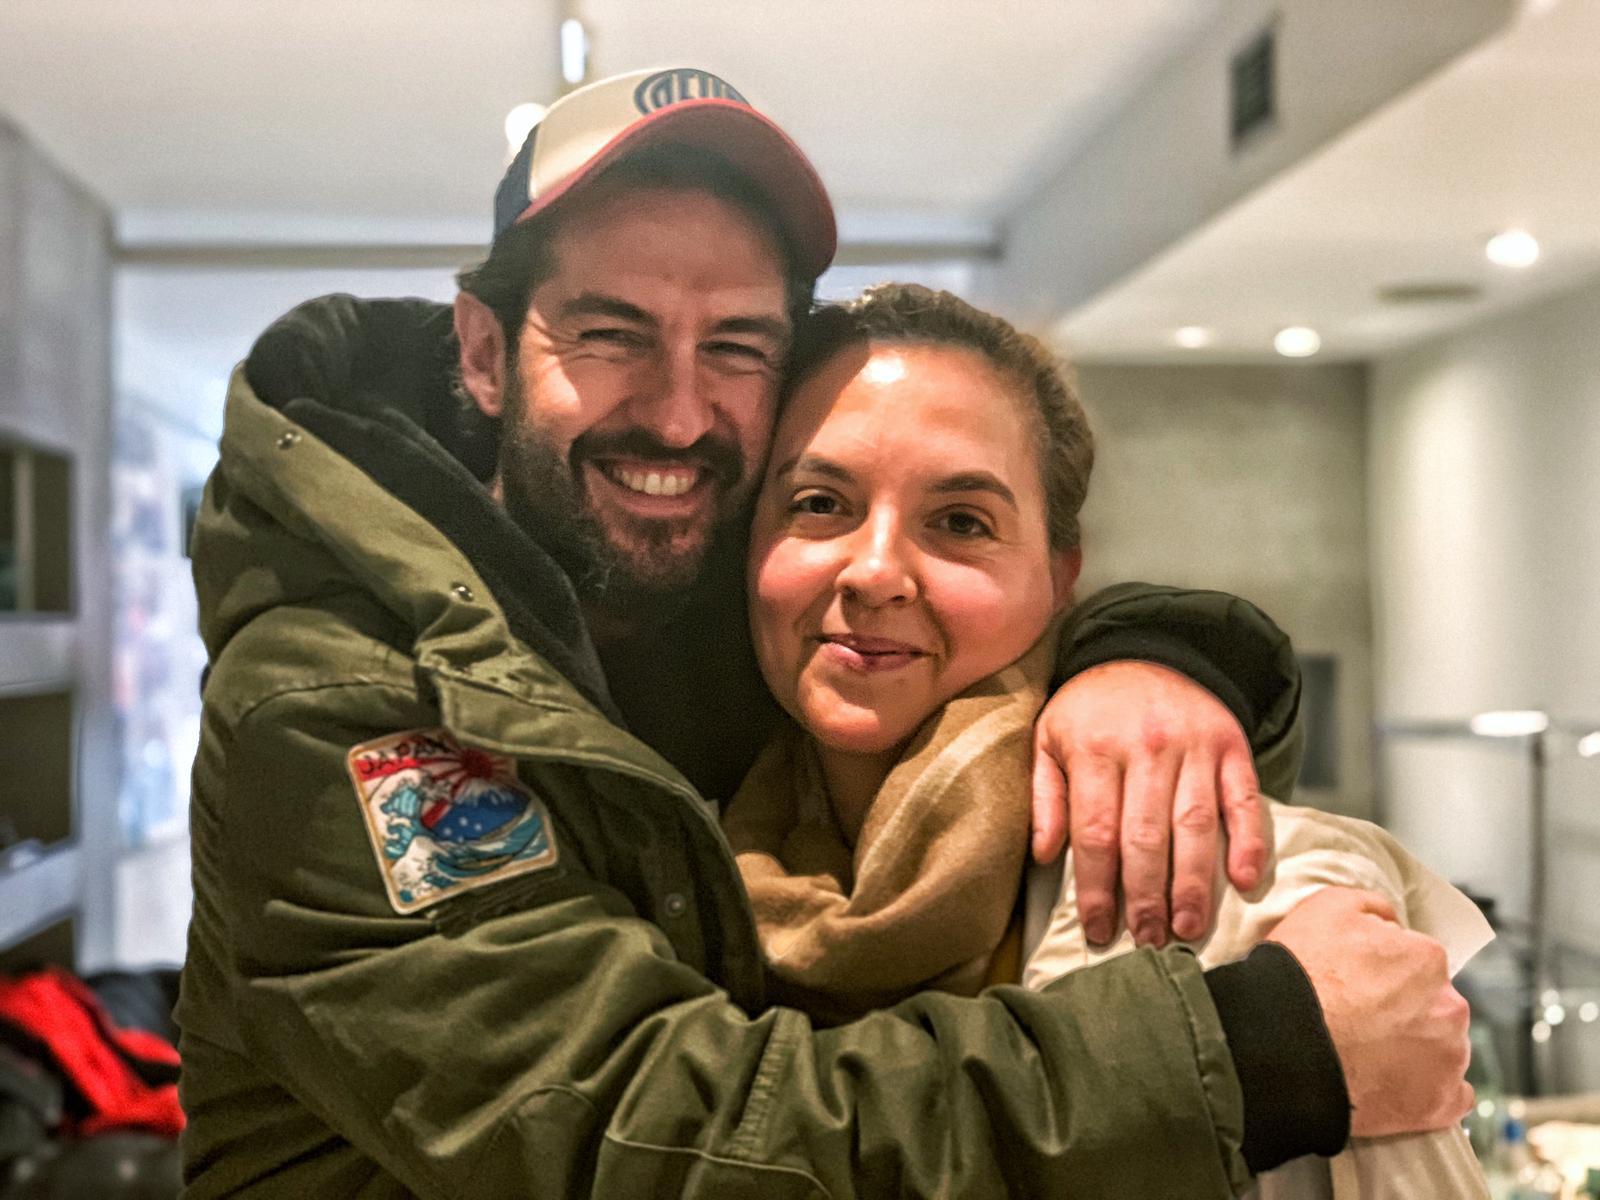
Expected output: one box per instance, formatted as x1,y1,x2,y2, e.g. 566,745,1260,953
816,634,927,673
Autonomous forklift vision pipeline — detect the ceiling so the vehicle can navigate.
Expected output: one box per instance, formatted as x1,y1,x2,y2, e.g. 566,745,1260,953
0,0,1216,244
1056,0,1600,362
7,0,1599,385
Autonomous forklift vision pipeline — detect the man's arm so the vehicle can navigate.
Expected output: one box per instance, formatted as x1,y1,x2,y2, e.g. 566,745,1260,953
211,686,1255,1199
1035,582,1304,946
204,678,1470,1199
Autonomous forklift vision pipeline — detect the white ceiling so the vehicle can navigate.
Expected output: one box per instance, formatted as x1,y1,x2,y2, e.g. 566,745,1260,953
1056,0,1600,362
0,0,1216,244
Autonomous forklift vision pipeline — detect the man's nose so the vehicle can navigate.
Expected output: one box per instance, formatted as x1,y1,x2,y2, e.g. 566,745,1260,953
837,514,918,607
628,344,714,450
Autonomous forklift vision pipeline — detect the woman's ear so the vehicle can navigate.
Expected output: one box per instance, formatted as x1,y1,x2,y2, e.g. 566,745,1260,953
454,292,510,418
1050,546,1084,614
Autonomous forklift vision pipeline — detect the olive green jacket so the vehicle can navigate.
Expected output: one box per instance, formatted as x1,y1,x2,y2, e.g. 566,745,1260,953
179,298,1300,1199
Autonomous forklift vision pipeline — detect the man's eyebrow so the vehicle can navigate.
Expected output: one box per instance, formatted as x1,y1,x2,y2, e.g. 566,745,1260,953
772,453,854,483
557,293,655,325
930,471,1018,509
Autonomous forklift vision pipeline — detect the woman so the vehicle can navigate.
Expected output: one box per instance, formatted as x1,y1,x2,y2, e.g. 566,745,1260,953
722,283,1490,1198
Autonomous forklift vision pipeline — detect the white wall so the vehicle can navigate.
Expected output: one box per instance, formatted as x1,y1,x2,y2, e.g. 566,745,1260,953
1076,361,1372,817
1371,271,1600,1089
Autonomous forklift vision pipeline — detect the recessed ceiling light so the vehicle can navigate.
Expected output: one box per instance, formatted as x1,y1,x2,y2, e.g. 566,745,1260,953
1577,731,1600,758
1174,326,1213,349
1469,709,1549,738
1485,228,1540,269
1273,326,1321,358
504,102,547,153
561,17,590,86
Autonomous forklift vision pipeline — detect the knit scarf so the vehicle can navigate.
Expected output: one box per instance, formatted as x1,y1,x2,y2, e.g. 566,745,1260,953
722,630,1058,1023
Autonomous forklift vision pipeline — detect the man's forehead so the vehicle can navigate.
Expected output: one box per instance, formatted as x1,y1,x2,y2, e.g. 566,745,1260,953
534,191,792,324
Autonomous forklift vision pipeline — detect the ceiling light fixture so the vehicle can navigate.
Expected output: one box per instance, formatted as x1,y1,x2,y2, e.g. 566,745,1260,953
1485,228,1540,269
560,17,590,87
1469,710,1550,738
1273,326,1321,358
1174,326,1213,349
503,102,548,153
1577,732,1600,758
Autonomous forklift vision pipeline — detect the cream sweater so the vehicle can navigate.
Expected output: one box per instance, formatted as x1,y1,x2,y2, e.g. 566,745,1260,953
1023,801,1495,1200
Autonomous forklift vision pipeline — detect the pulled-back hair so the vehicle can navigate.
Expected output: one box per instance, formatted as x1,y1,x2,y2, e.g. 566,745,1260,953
788,283,1094,550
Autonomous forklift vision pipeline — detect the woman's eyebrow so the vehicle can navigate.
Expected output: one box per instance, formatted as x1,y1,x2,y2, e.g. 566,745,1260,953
931,472,1018,509
772,453,854,483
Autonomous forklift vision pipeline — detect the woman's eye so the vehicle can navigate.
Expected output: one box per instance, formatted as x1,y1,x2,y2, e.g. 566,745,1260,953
938,510,994,539
788,492,841,518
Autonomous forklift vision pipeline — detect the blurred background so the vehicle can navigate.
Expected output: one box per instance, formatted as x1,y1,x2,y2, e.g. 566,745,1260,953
1,0,1599,1183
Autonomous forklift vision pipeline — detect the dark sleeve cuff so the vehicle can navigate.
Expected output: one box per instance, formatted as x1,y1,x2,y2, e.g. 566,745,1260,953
1204,941,1350,1174
1055,625,1256,734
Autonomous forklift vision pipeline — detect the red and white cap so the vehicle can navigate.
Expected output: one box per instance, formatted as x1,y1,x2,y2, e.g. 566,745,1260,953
493,67,837,279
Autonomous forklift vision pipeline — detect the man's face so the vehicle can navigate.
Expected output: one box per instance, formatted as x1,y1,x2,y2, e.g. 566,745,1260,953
485,185,792,616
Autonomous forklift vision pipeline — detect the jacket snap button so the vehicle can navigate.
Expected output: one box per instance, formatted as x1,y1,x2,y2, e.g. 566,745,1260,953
275,430,301,449
451,583,475,602
662,893,687,918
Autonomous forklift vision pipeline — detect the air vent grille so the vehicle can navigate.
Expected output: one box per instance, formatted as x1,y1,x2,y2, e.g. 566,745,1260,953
1230,24,1277,149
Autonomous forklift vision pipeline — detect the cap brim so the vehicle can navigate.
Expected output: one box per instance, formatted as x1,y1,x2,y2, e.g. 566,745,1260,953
511,99,837,280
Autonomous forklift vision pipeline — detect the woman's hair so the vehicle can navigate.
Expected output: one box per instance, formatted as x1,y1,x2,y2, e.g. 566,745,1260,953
788,283,1094,551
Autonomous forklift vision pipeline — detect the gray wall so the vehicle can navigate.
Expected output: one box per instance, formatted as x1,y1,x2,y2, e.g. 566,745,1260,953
1371,273,1600,1091
0,114,118,966
1075,361,1372,818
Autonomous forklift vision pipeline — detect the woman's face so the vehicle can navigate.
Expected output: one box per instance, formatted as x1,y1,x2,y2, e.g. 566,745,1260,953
749,341,1080,755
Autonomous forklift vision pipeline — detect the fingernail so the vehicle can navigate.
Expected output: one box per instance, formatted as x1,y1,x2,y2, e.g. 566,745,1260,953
1085,918,1113,946
1135,921,1166,949
1173,911,1203,941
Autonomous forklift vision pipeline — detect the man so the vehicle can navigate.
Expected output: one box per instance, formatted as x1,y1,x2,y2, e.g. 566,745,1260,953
178,68,1470,1197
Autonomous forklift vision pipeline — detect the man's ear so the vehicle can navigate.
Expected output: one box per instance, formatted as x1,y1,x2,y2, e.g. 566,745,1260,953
1051,546,1084,614
454,292,510,418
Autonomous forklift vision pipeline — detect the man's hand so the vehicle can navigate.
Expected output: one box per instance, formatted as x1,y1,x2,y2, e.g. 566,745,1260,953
1269,888,1474,1137
1031,660,1267,947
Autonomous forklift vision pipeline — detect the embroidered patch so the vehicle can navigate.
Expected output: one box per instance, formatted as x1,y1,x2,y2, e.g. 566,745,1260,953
347,728,558,914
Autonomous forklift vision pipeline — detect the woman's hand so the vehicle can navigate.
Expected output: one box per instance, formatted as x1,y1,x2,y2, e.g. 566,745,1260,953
1031,659,1268,947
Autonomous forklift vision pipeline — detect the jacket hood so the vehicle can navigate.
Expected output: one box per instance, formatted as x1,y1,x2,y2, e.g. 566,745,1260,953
192,294,619,721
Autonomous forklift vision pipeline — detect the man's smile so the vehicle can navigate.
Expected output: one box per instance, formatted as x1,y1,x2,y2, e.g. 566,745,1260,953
585,458,716,520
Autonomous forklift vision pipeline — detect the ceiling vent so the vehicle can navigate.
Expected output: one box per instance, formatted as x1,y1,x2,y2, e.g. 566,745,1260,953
1377,281,1485,305
1230,23,1278,150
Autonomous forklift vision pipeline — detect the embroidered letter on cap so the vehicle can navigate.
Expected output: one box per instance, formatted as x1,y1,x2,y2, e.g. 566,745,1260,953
633,68,748,115
348,729,558,914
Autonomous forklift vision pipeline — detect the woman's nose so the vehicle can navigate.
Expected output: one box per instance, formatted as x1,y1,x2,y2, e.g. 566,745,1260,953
836,520,918,607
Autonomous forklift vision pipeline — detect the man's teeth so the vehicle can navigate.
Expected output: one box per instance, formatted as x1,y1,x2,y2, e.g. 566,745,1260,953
609,466,698,497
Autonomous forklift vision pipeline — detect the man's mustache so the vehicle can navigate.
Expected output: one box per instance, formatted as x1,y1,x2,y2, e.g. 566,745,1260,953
571,429,744,487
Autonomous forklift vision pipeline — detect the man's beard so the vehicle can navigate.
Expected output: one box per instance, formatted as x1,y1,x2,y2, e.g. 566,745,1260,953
495,372,749,626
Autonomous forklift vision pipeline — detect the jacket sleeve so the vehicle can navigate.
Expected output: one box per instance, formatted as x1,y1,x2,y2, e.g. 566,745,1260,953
1055,582,1305,801
213,683,1253,1200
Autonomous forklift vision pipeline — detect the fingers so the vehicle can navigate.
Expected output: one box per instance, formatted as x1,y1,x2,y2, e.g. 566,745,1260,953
1066,752,1124,946
1120,750,1181,948
1219,747,1266,891
1168,755,1219,942
1030,747,1070,865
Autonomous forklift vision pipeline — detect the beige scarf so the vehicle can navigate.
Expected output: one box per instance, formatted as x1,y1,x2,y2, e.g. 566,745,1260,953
723,630,1058,1023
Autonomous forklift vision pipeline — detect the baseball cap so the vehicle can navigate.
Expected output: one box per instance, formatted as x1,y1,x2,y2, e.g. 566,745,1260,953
493,67,837,279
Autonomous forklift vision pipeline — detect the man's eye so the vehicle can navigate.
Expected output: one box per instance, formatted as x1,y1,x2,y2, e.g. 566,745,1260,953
937,510,994,539
706,340,773,366
579,328,645,349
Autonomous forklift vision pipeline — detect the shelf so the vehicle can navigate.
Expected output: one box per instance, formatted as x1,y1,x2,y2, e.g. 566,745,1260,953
0,616,77,694
0,843,79,949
